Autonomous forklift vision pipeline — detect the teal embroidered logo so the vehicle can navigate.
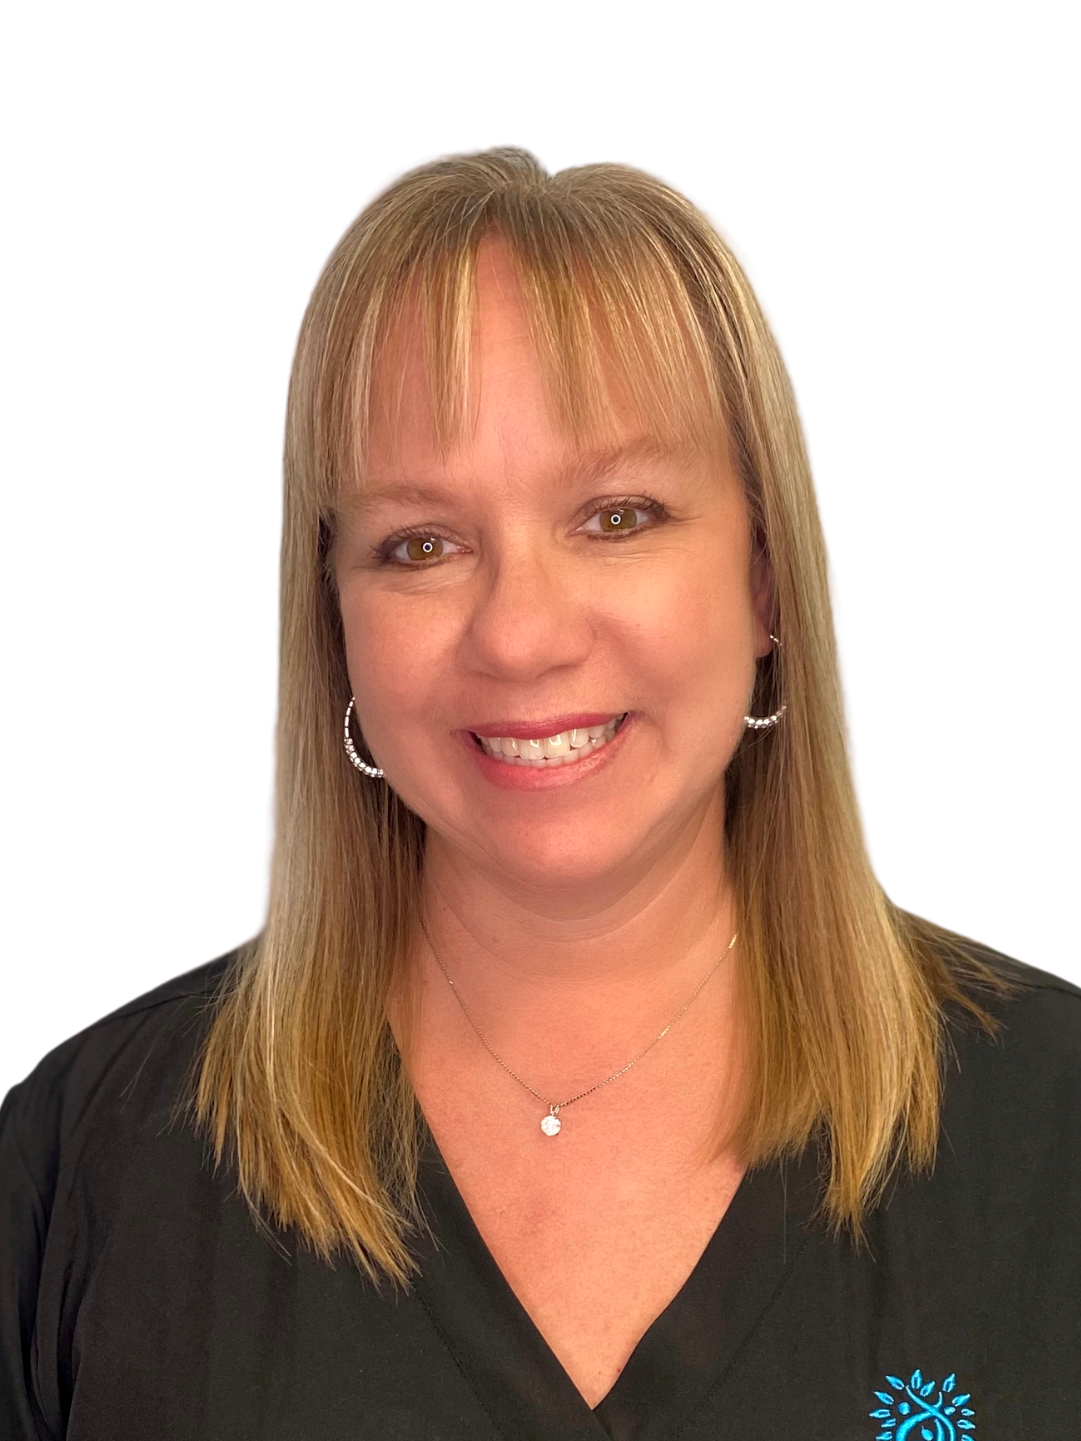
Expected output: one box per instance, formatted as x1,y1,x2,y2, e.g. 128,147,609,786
870,1371,976,1439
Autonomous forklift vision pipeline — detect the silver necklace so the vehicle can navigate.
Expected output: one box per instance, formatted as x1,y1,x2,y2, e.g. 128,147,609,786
419,916,738,1137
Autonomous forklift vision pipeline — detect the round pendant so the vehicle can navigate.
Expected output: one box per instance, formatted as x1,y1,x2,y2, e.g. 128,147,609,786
540,1113,562,1137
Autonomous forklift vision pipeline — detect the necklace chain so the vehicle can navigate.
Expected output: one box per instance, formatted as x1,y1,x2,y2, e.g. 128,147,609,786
419,915,737,1134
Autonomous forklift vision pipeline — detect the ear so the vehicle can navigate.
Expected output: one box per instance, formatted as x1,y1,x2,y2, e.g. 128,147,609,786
749,535,776,659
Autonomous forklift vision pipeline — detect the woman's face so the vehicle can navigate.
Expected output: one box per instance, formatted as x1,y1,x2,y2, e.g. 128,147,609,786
334,243,773,897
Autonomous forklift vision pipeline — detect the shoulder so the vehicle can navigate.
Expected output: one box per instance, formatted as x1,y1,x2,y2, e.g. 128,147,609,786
946,935,1081,1059
0,952,237,1202
0,955,241,1439
936,935,1081,1159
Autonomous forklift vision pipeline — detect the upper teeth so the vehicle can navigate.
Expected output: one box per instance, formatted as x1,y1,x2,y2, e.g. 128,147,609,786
477,717,623,765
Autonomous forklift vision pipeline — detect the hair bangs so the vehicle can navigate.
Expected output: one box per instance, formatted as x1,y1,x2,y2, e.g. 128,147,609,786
316,173,732,518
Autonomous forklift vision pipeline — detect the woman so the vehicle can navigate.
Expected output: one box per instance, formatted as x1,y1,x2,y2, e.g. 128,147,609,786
2,148,1078,1440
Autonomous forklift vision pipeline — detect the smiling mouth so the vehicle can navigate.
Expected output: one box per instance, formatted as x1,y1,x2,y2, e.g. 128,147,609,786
472,715,627,767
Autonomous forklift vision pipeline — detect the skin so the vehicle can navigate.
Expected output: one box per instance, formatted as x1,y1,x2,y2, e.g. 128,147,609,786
334,241,775,1406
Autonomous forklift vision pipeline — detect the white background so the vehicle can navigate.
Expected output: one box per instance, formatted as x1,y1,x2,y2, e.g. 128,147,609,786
2,0,1078,1099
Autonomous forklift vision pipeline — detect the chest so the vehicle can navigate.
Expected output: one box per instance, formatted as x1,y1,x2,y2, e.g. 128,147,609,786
56,1133,1054,1441
420,1079,746,1404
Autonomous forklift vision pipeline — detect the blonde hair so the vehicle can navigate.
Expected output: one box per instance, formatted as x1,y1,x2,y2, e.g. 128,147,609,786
196,147,1004,1283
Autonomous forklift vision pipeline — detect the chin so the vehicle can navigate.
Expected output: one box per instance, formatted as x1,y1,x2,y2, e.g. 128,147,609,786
486,840,634,896
476,805,663,892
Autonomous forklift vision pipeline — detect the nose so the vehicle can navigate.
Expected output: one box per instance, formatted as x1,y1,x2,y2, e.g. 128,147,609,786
460,542,594,684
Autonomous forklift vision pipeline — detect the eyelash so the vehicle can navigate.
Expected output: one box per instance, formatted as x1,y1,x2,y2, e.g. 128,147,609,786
580,495,669,538
375,495,670,567
373,525,466,567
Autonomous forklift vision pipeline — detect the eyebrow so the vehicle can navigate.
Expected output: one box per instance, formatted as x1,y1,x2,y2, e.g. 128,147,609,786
347,437,688,515
348,482,457,514
554,435,687,487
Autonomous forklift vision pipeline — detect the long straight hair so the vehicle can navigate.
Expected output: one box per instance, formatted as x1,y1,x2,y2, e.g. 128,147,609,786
196,148,1004,1283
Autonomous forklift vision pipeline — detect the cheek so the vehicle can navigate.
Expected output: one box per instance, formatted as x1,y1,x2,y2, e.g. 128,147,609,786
339,586,462,745
606,547,758,725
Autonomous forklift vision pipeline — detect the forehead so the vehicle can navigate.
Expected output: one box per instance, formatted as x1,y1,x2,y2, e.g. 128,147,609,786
357,239,727,490
366,246,549,471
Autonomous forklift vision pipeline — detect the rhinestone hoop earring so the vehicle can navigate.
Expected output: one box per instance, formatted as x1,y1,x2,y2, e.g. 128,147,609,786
343,697,384,778
743,633,787,730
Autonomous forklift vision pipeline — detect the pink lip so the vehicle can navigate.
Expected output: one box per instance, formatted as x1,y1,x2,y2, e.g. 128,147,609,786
462,712,624,741
460,714,634,791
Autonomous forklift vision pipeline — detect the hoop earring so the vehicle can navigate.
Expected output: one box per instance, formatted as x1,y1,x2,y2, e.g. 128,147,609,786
343,697,384,778
743,633,787,730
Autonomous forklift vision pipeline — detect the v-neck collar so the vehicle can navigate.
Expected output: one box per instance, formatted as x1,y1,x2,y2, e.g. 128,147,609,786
412,1138,823,1441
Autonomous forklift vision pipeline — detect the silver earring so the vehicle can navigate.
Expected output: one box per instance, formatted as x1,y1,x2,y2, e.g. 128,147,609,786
343,697,384,778
744,633,787,730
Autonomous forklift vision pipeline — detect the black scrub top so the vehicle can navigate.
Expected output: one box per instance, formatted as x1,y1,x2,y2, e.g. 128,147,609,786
2,944,1079,1441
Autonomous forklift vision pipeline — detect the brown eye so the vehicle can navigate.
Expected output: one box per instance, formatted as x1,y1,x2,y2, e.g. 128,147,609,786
581,501,664,539
404,535,444,562
597,507,640,533
383,531,466,566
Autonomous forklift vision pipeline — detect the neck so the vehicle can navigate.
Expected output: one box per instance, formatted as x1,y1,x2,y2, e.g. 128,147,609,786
420,788,733,989
397,789,743,1136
